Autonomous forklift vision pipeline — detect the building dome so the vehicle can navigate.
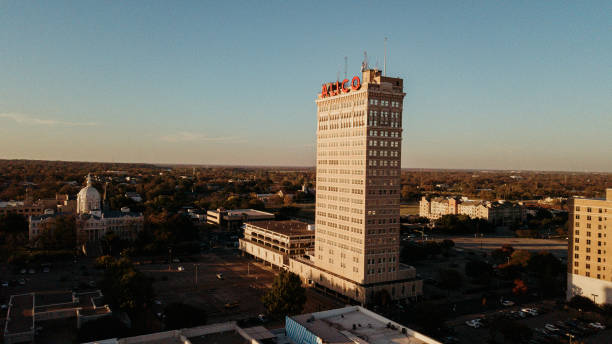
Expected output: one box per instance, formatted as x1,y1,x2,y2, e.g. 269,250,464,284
77,174,101,214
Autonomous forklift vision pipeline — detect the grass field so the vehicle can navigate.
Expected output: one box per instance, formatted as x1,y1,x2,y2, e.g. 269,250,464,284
400,203,419,216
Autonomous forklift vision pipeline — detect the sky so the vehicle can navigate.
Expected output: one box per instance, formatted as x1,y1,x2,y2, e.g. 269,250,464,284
0,1,611,171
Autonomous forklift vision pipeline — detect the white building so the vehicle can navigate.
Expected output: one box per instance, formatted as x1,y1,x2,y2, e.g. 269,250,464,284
29,174,143,245
420,196,524,225
286,306,441,344
239,220,315,269
289,69,422,305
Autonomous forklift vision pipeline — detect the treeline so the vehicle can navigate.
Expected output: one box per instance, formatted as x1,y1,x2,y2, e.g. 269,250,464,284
400,169,611,202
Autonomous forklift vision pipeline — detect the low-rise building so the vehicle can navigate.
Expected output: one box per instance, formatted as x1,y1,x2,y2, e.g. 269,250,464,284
567,189,612,305
420,196,524,225
239,220,315,269
206,208,274,231
0,194,76,217
286,305,441,344
3,290,111,344
81,321,274,344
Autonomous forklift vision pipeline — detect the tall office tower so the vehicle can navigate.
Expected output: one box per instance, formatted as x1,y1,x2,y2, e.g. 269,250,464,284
314,69,405,286
567,189,612,304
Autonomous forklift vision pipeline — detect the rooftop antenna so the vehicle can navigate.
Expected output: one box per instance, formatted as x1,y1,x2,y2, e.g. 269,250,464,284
344,56,348,79
361,51,368,71
384,37,388,76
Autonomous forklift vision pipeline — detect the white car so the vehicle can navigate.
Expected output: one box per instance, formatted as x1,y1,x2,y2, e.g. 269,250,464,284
589,322,605,330
465,319,482,328
1,281,8,287
502,300,515,306
521,308,538,316
177,266,185,272
1,304,7,310
544,324,559,332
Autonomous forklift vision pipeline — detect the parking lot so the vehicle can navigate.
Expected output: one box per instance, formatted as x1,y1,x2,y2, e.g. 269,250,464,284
140,248,345,325
450,301,610,344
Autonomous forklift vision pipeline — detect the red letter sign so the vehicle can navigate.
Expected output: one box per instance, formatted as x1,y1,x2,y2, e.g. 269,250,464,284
341,79,350,93
351,76,361,90
321,84,329,98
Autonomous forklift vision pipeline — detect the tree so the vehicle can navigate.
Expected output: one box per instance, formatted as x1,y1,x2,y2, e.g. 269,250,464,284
509,250,531,267
36,215,77,249
163,302,207,330
98,256,154,316
465,260,493,284
261,271,306,318
512,279,527,295
436,268,463,290
568,295,598,312
412,302,447,334
491,244,514,265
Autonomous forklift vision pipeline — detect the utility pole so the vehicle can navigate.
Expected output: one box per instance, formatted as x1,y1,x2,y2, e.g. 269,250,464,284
195,264,199,288
384,37,388,76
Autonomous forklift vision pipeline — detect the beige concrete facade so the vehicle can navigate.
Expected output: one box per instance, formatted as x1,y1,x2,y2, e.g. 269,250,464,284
420,196,524,225
567,189,612,304
239,220,315,269
290,69,421,304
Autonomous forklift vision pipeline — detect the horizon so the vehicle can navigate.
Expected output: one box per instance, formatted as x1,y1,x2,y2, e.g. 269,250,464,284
2,158,612,175
1,1,611,171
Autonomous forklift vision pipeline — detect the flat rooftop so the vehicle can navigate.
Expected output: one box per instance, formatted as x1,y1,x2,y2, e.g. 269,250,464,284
224,209,274,217
188,331,249,344
246,220,313,237
5,293,34,334
291,306,440,344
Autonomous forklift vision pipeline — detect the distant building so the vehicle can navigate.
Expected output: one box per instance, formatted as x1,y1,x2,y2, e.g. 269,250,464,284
239,220,315,269
124,192,142,203
420,196,524,225
567,189,612,305
0,194,76,217
28,174,143,245
206,208,274,231
3,290,111,344
81,321,276,344
286,306,441,344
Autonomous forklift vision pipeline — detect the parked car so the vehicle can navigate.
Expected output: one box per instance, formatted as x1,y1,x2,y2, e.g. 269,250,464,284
18,279,25,286
172,258,180,263
42,267,50,273
465,319,482,328
1,281,8,287
544,324,559,332
19,268,26,274
224,301,239,309
1,304,7,310
28,268,35,274
521,308,538,316
502,300,515,306
589,322,605,330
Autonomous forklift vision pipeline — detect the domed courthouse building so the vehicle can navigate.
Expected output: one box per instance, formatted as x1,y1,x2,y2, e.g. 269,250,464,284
29,174,144,246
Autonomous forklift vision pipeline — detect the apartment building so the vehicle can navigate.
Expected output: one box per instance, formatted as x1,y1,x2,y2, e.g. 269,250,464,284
239,220,315,269
567,189,612,304
290,68,422,304
420,196,524,225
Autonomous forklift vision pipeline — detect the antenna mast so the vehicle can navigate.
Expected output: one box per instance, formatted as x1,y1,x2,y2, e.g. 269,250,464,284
384,37,388,76
361,51,368,71
344,56,348,79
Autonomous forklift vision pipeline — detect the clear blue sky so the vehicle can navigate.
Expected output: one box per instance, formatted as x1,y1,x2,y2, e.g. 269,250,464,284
1,1,610,171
